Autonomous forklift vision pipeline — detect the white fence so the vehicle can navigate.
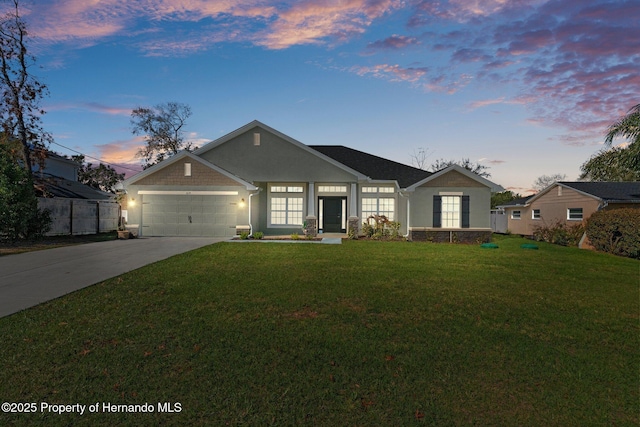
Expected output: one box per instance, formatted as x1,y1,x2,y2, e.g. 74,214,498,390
38,198,120,236
490,210,508,234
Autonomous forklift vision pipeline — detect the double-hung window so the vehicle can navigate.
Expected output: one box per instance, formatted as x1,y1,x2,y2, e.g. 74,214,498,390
270,186,304,226
433,194,470,228
532,209,541,220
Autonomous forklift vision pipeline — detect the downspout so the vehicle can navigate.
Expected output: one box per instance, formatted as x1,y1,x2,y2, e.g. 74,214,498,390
248,188,261,236
399,190,410,239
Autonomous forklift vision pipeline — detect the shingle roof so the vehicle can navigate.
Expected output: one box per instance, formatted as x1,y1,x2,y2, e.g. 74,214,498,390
34,175,115,200
496,196,532,208
560,181,640,202
309,145,432,188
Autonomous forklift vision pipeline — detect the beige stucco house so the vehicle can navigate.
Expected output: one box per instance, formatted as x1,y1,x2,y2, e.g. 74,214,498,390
497,181,640,236
120,120,503,241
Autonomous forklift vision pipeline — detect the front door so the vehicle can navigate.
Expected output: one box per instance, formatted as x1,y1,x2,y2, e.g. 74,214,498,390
320,197,346,233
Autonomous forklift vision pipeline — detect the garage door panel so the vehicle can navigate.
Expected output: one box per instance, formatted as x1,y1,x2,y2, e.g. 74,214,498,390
142,194,238,237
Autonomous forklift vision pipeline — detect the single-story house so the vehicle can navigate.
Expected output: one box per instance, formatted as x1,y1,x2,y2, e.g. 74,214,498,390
121,120,503,242
497,181,640,236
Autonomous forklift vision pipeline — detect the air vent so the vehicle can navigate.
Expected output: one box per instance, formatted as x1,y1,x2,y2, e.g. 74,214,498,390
253,133,260,146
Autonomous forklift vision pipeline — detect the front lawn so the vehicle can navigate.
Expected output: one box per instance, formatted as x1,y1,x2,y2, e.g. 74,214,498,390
0,236,638,426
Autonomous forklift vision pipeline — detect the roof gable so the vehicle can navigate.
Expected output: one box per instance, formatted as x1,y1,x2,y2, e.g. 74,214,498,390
560,181,640,202
122,151,257,190
309,145,431,188
406,165,504,192
194,120,367,181
526,181,640,205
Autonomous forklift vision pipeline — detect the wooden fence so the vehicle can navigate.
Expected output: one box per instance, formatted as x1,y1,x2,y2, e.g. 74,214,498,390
38,198,120,236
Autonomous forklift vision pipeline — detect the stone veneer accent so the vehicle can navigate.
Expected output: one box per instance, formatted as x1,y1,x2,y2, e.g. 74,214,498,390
305,216,317,237
134,160,240,186
410,229,492,244
348,216,360,236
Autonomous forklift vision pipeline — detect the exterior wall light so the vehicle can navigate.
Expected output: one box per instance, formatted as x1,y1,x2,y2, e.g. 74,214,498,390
128,197,136,207
238,198,246,208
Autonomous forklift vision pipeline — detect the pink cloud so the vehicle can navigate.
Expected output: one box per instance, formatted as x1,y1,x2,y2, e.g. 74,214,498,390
255,0,399,49
95,136,146,169
406,0,640,143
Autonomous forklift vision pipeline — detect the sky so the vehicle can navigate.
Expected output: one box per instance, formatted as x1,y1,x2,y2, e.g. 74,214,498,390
10,0,640,194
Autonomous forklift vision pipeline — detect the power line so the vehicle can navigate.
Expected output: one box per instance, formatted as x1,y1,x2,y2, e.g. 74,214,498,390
50,141,141,172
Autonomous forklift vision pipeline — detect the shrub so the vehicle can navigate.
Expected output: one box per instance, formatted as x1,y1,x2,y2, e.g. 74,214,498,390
0,145,52,242
586,208,640,259
532,221,585,247
239,231,250,240
291,233,300,240
253,231,264,240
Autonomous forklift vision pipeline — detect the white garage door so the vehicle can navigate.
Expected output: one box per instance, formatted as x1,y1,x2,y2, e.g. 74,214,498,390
141,194,238,237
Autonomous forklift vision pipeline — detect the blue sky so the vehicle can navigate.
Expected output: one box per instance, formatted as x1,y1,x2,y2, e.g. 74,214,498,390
14,0,640,194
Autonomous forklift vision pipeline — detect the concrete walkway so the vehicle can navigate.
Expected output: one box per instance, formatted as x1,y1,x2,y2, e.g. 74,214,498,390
0,237,224,318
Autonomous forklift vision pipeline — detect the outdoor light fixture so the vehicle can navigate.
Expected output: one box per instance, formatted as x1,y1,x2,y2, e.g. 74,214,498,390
238,198,246,208
128,198,136,207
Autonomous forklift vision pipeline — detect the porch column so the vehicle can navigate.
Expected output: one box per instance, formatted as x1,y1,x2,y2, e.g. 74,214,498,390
307,182,315,216
348,183,360,236
305,182,317,237
350,183,357,216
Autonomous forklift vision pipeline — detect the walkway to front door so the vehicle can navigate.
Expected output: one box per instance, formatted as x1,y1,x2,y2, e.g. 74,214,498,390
319,196,346,233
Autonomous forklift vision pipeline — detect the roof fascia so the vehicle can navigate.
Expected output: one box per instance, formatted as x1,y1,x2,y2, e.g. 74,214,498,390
193,120,368,181
406,164,504,192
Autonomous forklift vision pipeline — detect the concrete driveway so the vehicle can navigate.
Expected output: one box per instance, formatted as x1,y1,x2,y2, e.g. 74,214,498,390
0,237,225,318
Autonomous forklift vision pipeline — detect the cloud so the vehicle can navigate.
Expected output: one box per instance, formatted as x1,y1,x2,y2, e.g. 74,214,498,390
94,136,146,167
479,157,506,165
29,0,399,53
46,102,132,116
350,63,472,93
352,63,429,83
406,0,640,142
254,0,399,49
365,35,420,51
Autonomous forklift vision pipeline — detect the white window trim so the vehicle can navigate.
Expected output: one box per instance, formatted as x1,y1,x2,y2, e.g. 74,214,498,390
268,184,306,227
567,208,583,221
318,185,348,193
532,209,541,220
362,197,395,222
511,210,521,220
441,195,461,229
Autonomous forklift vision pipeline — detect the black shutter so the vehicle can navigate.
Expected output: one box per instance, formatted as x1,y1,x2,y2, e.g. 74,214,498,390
433,195,442,228
461,195,470,228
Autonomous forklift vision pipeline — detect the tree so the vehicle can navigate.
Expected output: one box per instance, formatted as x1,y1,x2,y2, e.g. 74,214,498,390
605,103,640,147
0,0,51,178
579,103,640,182
409,147,432,170
0,136,50,241
72,155,125,193
532,173,566,192
131,101,192,169
430,158,491,178
580,145,640,181
491,190,522,209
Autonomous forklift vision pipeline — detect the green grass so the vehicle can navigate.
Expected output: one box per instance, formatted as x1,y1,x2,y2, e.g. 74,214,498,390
0,236,638,426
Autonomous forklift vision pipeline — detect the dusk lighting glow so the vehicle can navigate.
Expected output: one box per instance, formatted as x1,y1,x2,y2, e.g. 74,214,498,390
15,0,639,194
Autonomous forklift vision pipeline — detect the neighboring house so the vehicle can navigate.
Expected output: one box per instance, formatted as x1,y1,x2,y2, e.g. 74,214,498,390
121,120,503,241
32,150,119,235
497,181,640,236
33,151,80,182
33,151,114,200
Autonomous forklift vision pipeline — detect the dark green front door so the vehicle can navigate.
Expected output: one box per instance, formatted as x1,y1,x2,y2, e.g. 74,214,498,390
321,197,345,233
